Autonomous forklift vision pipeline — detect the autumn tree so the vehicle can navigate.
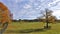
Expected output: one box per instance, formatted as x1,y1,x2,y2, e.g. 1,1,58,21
39,8,56,28
0,2,12,34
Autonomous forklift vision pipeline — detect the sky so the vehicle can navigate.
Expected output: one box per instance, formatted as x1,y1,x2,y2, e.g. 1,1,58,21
0,0,60,20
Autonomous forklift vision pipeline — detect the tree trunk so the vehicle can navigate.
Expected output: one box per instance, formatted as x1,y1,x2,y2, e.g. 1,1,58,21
0,22,8,34
46,9,49,28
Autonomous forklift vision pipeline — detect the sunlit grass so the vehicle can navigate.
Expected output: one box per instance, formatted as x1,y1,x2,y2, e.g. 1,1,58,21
3,22,60,34
7,22,44,30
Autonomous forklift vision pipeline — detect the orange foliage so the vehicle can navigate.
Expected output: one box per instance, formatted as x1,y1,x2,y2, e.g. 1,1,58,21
47,16,56,23
0,2,12,24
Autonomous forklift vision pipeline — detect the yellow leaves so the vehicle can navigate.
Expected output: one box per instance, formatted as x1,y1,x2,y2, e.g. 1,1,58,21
0,2,12,24
47,16,56,23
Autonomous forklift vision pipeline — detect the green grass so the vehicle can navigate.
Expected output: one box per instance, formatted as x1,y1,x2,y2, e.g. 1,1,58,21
3,22,60,34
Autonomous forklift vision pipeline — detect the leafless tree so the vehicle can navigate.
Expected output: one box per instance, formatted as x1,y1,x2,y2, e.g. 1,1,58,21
39,8,56,28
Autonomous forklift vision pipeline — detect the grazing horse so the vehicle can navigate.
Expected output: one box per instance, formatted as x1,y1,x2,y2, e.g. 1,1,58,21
0,2,12,34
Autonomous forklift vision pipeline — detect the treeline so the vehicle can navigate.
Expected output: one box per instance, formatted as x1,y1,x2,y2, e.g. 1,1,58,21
12,19,40,22
12,19,60,22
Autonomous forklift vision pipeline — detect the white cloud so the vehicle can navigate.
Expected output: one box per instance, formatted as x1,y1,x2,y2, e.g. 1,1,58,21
48,0,60,7
23,4,32,9
52,10,60,19
29,0,35,2
53,10,60,15
35,8,39,9
36,6,41,9
15,0,23,3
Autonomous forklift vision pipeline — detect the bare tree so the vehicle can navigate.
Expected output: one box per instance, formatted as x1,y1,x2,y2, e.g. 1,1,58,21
39,8,56,29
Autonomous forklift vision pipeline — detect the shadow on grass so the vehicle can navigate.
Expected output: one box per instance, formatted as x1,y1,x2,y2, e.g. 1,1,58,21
20,28,46,33
5,28,50,33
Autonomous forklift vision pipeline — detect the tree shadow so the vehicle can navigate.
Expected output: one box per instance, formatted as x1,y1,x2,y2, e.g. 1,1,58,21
19,28,47,33
5,28,51,33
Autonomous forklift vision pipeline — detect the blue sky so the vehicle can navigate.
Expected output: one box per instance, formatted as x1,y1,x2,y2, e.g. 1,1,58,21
0,0,60,20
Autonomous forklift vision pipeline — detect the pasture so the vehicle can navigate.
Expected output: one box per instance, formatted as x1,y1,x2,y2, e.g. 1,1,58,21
3,22,60,34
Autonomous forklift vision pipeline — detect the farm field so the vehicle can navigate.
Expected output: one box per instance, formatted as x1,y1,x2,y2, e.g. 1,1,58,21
3,22,60,34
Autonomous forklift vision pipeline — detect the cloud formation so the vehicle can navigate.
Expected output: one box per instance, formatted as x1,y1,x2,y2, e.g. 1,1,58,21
0,0,60,20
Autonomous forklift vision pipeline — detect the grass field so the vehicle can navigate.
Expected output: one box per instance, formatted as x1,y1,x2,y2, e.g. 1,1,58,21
3,22,60,34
